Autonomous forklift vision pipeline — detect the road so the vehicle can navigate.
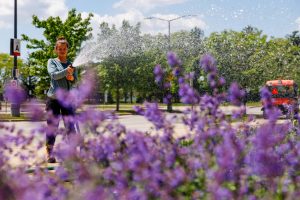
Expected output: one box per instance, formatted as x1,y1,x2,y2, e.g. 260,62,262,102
2,105,264,132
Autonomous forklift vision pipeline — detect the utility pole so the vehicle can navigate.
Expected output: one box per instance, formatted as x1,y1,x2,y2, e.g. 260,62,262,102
145,15,196,112
11,0,20,116
13,0,17,80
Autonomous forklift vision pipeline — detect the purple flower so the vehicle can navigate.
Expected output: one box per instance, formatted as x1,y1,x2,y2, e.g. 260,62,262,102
182,109,199,130
260,87,281,121
163,94,172,104
172,66,181,77
169,166,186,188
228,82,245,106
55,134,83,160
260,86,272,99
200,94,220,116
55,166,69,181
133,105,144,114
56,70,95,108
4,84,26,104
127,188,148,200
185,72,195,80
142,102,166,129
260,87,272,109
167,52,181,68
84,187,106,200
128,154,144,170
247,124,287,178
178,77,184,84
200,54,217,73
214,187,232,200
249,150,284,177
207,72,216,82
232,106,246,119
154,64,164,83
219,76,226,86
163,82,171,89
215,131,244,182
179,83,200,104
207,72,221,89
24,99,45,121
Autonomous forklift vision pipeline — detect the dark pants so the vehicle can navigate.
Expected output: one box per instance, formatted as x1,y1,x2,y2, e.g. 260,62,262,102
46,98,76,146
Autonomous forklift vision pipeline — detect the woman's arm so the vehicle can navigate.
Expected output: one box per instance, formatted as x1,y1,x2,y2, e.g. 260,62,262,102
47,59,68,80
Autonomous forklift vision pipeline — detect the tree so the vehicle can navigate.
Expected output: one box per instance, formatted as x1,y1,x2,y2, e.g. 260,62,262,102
204,26,300,100
0,53,24,97
133,52,162,102
171,28,205,97
97,20,143,111
21,9,93,97
205,27,268,96
251,38,300,84
286,31,300,47
140,27,205,105
171,27,205,64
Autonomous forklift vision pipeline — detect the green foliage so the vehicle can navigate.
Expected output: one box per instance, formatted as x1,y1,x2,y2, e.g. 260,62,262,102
205,27,267,88
22,12,300,103
21,9,93,97
205,26,300,100
171,28,205,70
286,30,300,47
98,21,160,109
0,53,24,92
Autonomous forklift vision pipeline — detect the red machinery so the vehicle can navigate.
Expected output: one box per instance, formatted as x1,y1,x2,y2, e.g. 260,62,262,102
262,80,299,118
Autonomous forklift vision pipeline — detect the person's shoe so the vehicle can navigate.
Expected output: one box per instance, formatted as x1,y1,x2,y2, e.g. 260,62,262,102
46,145,56,163
47,156,56,163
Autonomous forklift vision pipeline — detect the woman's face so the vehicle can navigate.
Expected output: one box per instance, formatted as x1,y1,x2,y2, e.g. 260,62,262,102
55,42,68,58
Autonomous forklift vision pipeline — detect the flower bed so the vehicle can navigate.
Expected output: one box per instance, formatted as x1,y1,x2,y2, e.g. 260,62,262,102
1,54,299,199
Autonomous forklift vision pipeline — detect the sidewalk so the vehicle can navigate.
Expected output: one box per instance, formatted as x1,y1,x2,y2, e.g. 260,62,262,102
0,101,264,122
168,105,263,116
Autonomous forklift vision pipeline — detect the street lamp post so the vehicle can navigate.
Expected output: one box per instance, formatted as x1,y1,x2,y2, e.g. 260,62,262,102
13,0,17,80
145,15,196,112
145,15,196,51
11,0,20,116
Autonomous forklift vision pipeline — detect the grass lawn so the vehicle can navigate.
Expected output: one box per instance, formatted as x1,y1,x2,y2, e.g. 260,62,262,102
0,113,28,121
245,101,261,107
0,102,262,121
88,103,187,109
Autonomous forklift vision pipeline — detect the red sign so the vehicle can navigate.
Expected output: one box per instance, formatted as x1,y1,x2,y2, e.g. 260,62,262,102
10,38,21,56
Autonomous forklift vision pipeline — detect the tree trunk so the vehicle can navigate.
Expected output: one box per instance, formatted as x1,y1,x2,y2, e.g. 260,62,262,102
124,91,128,103
116,87,120,111
167,102,173,112
130,89,133,104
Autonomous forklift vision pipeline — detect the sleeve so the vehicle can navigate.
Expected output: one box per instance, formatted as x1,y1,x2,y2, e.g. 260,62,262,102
47,59,68,80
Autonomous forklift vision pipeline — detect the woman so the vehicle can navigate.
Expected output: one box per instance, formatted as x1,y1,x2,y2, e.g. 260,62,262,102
46,36,77,163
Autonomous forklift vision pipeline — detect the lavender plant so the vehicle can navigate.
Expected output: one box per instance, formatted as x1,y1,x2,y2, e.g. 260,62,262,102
0,53,300,200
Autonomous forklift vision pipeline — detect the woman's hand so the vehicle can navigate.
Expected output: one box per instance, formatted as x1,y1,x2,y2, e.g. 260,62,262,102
67,65,74,74
66,74,74,81
66,65,74,81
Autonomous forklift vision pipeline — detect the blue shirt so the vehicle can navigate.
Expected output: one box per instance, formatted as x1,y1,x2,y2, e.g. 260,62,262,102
47,58,78,98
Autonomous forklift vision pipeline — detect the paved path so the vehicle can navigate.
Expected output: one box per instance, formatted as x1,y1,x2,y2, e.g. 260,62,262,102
1,105,264,133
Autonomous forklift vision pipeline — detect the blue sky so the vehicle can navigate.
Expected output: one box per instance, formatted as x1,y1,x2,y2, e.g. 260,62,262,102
0,0,299,58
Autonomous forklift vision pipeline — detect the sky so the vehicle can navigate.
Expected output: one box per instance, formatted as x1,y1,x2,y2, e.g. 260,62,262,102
0,0,300,58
